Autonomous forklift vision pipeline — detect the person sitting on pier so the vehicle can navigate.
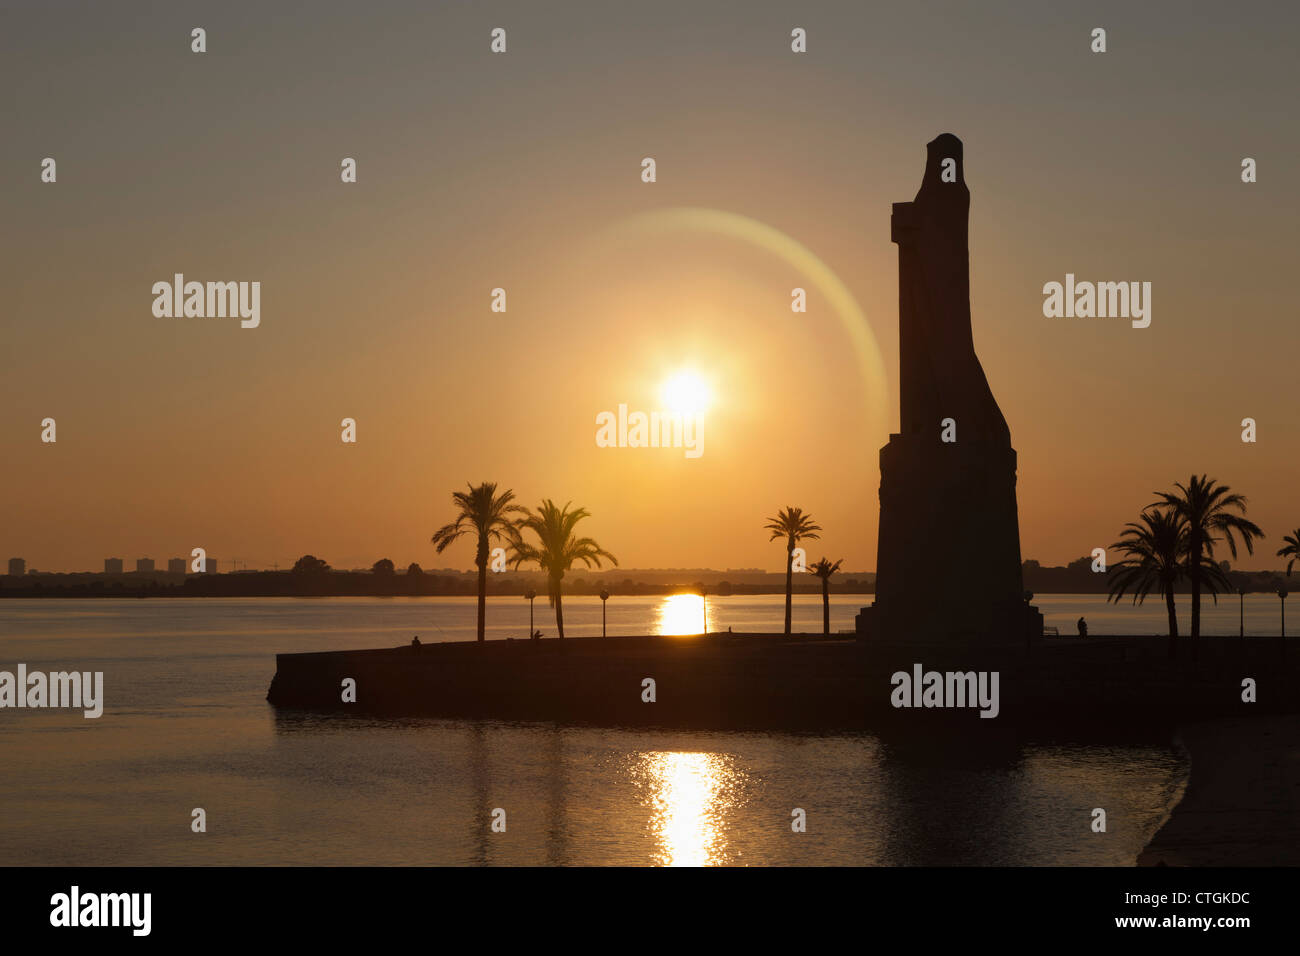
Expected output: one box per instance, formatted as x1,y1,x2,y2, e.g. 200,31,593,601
411,635,422,650
1077,617,1088,637
531,629,542,641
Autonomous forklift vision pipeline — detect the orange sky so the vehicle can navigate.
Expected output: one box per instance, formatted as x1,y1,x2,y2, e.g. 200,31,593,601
3,2,1297,573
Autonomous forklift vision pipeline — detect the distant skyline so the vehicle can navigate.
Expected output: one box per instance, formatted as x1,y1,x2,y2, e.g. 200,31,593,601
5,556,860,576
8,551,1298,579
4,1,1298,573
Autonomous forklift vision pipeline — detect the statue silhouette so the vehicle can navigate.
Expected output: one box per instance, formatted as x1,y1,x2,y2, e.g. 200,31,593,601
859,134,1043,644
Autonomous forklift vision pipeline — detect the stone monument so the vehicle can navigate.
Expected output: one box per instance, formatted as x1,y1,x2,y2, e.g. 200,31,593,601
857,134,1043,643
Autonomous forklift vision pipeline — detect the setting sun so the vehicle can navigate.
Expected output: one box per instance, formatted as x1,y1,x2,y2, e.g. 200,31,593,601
660,371,712,416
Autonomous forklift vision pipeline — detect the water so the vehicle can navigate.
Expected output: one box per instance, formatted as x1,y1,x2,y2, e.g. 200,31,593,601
0,596,1190,865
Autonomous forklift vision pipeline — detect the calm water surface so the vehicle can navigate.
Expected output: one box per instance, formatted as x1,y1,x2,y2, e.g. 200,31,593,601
0,596,1188,865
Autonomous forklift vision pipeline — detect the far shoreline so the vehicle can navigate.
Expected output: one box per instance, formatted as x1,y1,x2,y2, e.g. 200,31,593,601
0,589,878,600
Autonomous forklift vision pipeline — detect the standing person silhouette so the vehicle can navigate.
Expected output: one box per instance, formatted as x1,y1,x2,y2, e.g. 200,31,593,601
1077,616,1088,637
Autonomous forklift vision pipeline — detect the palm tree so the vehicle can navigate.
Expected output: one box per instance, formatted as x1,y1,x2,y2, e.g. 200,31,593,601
1108,509,1232,655
809,557,843,635
764,507,822,636
431,482,525,642
1152,475,1264,638
1107,509,1188,653
1278,528,1300,577
508,499,617,639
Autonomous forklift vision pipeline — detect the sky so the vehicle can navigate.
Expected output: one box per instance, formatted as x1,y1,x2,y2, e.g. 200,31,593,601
2,0,1298,573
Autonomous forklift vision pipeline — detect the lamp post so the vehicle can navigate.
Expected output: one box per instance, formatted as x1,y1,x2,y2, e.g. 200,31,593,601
1279,587,1289,638
600,588,609,637
525,588,536,638
1238,587,1246,638
701,586,708,636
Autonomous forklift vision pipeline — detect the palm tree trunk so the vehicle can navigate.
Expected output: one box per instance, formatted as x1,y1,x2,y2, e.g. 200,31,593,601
784,541,794,636
1190,532,1202,639
1165,586,1178,658
475,548,488,642
553,576,565,639
822,579,830,635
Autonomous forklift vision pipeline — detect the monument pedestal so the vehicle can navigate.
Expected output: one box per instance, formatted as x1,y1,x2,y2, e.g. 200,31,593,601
856,598,1044,645
857,433,1042,644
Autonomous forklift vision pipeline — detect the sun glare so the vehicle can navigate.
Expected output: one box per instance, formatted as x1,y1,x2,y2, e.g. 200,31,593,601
660,371,712,416
657,593,709,636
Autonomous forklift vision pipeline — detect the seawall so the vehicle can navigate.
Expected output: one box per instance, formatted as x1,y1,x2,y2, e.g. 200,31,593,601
267,633,1297,735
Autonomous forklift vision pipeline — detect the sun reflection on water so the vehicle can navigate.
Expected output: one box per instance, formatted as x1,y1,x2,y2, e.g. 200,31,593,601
655,593,711,636
634,751,743,866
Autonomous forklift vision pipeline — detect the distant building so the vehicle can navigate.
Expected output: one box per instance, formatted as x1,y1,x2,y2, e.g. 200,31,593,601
104,558,124,574
7,558,25,577
136,558,155,573
167,558,186,575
